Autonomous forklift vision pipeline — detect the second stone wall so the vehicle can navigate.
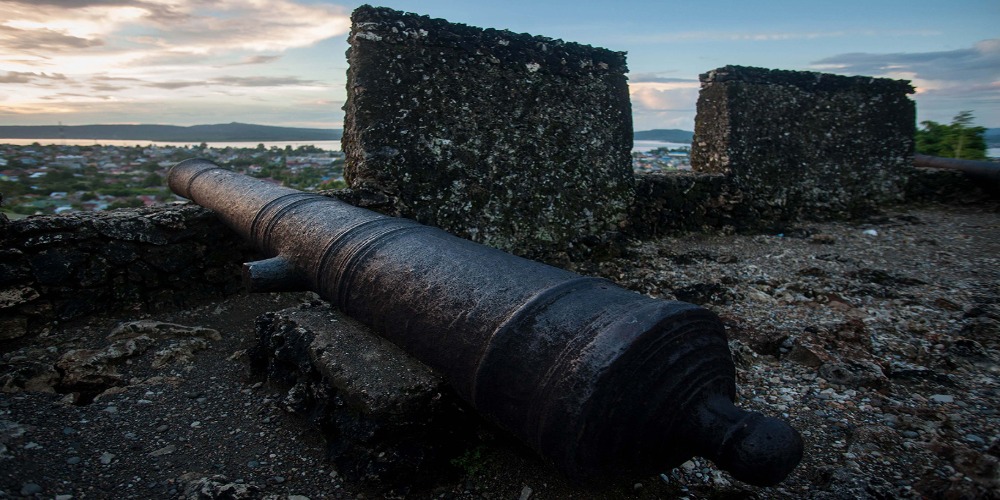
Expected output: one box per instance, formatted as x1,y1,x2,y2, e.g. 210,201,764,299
690,65,917,223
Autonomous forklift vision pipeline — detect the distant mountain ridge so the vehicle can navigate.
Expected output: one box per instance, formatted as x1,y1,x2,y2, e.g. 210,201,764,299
0,123,342,142
0,122,698,144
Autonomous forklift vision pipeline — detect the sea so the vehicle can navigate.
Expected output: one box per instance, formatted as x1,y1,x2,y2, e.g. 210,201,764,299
1,138,997,157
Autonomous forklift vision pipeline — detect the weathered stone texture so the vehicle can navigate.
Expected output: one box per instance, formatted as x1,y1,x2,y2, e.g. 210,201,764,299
251,302,477,486
342,6,634,260
691,65,916,222
906,167,994,203
626,172,728,237
0,205,252,339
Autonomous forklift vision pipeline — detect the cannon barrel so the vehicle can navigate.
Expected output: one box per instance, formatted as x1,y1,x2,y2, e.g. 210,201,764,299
168,158,803,486
914,154,1000,184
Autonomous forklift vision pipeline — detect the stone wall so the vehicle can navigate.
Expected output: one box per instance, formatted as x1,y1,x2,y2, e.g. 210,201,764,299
342,6,634,261
0,205,253,340
626,172,727,238
690,65,916,223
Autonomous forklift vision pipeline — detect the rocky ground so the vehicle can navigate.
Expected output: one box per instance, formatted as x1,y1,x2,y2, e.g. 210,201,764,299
2,201,998,499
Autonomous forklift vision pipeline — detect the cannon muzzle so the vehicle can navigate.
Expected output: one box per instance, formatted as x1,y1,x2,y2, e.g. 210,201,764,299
168,158,803,486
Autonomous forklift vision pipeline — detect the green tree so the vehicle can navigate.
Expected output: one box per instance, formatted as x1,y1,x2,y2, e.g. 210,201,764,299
108,197,144,210
142,172,164,187
916,111,987,160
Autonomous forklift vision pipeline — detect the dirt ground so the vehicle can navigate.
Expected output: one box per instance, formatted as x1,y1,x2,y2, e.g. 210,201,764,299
2,202,998,499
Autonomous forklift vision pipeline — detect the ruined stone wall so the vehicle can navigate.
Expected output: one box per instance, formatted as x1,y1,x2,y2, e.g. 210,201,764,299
691,65,916,222
342,6,634,261
0,205,253,340
626,172,728,237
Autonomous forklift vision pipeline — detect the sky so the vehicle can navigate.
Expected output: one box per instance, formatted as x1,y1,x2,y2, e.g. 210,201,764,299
1,0,998,132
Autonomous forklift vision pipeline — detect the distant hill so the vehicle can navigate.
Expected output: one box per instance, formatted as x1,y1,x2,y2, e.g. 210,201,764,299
0,123,342,142
633,129,694,143
1,122,701,145
985,128,1000,147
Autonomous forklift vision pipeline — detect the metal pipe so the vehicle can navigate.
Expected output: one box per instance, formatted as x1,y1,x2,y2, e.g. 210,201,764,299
168,158,803,486
914,154,1000,184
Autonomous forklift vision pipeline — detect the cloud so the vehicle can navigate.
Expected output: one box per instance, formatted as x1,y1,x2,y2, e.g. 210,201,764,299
129,0,351,53
0,0,350,62
40,92,112,101
145,80,201,90
6,0,143,7
89,75,143,88
811,39,1000,124
621,29,941,44
143,76,323,90
213,76,321,88
0,24,104,51
0,72,33,84
0,71,69,84
812,39,1000,85
628,76,700,132
629,81,699,111
227,55,283,66
0,0,350,125
629,73,699,85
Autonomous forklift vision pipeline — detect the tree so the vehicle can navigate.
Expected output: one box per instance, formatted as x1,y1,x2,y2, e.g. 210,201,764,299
108,197,144,210
142,172,164,187
916,111,987,160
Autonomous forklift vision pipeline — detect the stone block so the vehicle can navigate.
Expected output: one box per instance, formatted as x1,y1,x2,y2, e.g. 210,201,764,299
342,6,634,260
691,65,915,222
627,172,728,237
251,302,477,486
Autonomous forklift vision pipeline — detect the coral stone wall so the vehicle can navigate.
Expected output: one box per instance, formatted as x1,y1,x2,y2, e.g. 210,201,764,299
342,6,634,261
691,65,916,222
0,205,253,340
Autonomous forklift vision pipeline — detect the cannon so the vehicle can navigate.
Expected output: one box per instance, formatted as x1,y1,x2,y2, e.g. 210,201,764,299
914,154,1000,185
168,158,803,486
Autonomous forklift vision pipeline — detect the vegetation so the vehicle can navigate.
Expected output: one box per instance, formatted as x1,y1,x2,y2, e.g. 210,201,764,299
1,143,344,216
915,111,988,160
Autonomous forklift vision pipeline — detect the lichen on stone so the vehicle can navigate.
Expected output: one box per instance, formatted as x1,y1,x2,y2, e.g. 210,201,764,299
691,65,916,223
342,5,634,262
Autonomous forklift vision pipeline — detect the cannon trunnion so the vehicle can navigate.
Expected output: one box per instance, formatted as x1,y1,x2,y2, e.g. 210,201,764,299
168,158,803,486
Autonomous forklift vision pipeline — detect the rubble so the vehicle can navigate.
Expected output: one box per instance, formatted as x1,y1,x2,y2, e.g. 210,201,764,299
1,202,996,498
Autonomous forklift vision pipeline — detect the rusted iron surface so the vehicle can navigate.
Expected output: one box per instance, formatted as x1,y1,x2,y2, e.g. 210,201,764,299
168,158,803,486
915,154,1000,184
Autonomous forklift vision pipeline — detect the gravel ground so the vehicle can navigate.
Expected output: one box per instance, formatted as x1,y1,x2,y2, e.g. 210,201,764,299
2,202,998,499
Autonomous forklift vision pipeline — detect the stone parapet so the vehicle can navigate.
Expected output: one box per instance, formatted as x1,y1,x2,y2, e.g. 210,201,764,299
0,205,252,340
691,65,916,222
